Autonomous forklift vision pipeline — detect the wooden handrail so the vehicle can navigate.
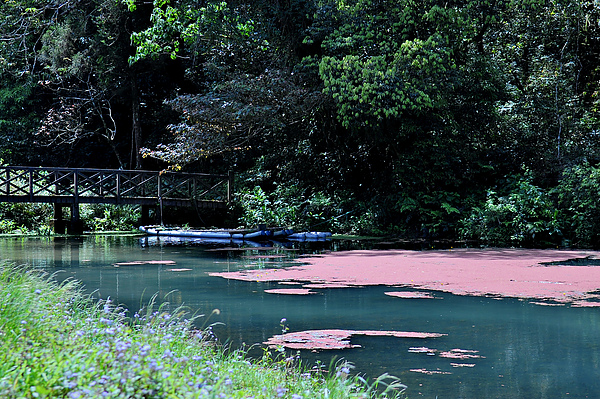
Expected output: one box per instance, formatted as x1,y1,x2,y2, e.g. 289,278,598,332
0,166,232,207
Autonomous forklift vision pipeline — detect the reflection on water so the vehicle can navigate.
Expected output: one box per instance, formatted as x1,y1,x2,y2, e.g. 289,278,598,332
1,236,599,399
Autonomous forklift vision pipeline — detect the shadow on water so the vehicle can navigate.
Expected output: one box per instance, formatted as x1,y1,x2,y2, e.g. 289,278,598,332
1,235,599,399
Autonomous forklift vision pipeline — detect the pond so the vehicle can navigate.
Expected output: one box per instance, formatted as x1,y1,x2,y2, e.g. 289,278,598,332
1,235,599,399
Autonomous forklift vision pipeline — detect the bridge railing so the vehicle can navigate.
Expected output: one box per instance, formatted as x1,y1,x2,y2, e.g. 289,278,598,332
0,166,232,206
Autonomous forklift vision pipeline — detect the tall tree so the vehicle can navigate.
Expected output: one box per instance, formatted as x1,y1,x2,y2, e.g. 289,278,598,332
487,0,600,174
0,0,180,168
129,0,325,172
33,0,145,168
0,0,79,164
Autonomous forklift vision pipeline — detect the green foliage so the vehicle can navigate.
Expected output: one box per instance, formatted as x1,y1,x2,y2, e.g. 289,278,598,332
39,20,89,78
554,162,600,247
128,0,262,66
133,0,324,168
0,82,39,164
236,183,350,232
312,0,521,131
459,173,561,246
0,203,53,235
336,202,387,237
0,203,143,235
4,0,600,246
80,204,140,232
0,202,139,235
319,34,454,129
142,70,323,166
0,83,34,115
128,0,188,62
237,185,301,228
395,190,462,238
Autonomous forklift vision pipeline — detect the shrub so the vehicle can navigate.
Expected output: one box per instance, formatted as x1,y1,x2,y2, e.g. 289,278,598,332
0,202,53,235
80,204,140,232
459,173,561,246
237,185,292,227
394,191,462,239
236,185,345,231
554,162,600,247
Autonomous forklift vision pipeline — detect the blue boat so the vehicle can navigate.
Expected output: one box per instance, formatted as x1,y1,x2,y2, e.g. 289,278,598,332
139,226,331,241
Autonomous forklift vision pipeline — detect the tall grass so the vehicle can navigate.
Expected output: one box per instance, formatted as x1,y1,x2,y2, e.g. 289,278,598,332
0,263,405,398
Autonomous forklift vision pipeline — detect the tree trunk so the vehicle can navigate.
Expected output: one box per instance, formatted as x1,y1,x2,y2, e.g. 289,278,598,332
131,79,143,169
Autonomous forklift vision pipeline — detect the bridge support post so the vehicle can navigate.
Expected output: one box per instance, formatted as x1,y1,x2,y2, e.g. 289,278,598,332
52,204,67,234
69,203,84,235
52,204,83,234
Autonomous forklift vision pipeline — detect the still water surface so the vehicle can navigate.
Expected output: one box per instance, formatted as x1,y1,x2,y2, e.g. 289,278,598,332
1,235,599,398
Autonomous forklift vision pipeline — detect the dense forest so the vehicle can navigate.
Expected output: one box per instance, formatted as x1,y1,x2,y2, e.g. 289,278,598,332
2,0,600,247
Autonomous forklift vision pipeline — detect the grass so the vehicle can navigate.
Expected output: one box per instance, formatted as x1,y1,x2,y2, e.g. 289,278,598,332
0,262,406,398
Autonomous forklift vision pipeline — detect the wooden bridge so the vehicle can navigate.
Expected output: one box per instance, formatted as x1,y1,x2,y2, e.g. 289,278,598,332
0,166,233,233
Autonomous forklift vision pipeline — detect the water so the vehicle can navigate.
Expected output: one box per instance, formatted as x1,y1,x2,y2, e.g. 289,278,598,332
1,235,599,398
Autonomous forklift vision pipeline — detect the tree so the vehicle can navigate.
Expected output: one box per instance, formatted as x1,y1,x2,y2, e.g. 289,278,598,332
298,0,530,233
0,0,181,169
129,0,326,170
141,70,325,165
0,0,79,165
32,0,144,168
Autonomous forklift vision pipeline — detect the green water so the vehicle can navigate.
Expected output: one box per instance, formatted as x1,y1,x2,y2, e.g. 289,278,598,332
1,235,599,398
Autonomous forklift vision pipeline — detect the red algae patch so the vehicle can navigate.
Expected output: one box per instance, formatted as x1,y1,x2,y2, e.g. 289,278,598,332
385,291,436,299
357,330,446,338
209,248,600,303
114,260,176,267
571,301,600,307
302,283,354,289
408,347,438,355
264,288,317,295
439,349,484,360
264,329,446,350
265,330,356,350
410,368,452,375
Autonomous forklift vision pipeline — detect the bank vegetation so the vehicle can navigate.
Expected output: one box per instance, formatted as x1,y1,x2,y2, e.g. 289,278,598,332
0,262,405,398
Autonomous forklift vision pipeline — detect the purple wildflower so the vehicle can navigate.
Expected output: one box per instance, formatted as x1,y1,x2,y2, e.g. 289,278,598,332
276,386,287,397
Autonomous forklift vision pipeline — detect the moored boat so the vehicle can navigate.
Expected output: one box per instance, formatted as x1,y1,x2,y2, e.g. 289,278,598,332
139,226,280,240
139,226,331,241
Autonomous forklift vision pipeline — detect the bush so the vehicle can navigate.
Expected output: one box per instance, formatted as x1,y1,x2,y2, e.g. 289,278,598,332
555,162,600,248
236,184,346,231
0,202,53,235
459,173,561,246
394,191,462,239
237,185,298,228
80,204,140,232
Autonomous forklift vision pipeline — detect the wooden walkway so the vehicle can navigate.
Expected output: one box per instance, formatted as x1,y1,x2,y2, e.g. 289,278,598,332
0,166,232,233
